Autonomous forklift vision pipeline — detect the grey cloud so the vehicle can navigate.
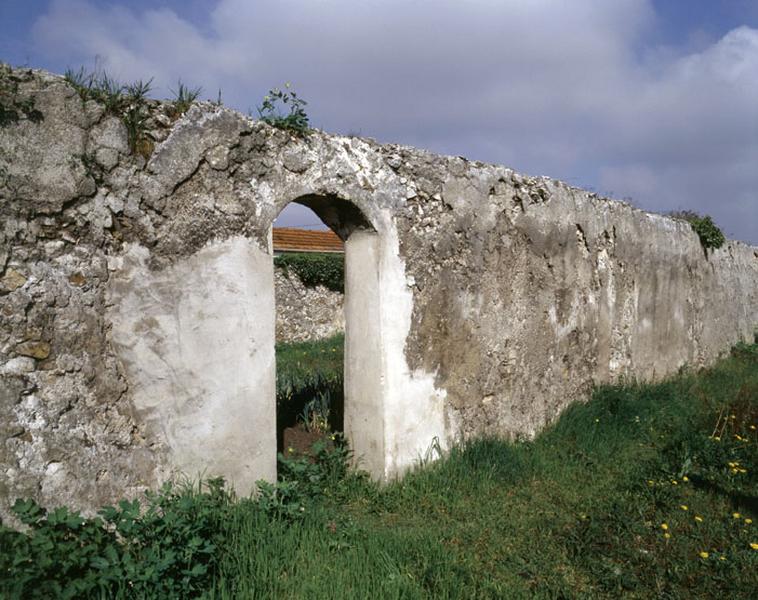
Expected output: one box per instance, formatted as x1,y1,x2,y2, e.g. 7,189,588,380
31,0,757,242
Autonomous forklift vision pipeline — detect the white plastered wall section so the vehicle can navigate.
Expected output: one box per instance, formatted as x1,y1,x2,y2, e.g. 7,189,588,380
344,222,454,480
106,236,277,495
106,221,453,493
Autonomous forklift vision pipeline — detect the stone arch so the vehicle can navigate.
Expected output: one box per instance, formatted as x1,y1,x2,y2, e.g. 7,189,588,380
269,194,386,478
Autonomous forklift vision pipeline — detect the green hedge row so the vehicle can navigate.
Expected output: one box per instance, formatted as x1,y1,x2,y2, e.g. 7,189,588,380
274,252,344,292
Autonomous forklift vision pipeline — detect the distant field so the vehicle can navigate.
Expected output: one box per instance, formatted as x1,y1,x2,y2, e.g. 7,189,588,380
3,342,756,598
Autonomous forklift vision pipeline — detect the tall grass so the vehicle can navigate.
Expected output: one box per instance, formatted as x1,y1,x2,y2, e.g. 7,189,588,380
216,343,757,598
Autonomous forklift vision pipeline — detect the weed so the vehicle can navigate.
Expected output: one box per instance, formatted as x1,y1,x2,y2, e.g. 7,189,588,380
668,209,726,251
63,67,154,158
169,80,202,118
0,478,233,599
300,390,331,434
0,70,43,127
257,83,309,134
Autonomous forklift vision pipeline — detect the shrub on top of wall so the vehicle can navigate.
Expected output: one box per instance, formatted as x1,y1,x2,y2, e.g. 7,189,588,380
274,252,344,292
668,210,726,251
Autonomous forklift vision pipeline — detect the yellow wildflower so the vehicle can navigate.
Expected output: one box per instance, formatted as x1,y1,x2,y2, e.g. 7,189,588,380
682,476,689,482
713,436,721,442
750,543,758,550
680,505,688,511
739,468,747,474
671,480,678,485
660,523,669,531
288,447,294,453
695,516,703,522
719,556,726,561
750,425,756,430
664,533,671,539
733,513,741,519
699,551,709,559
745,519,753,525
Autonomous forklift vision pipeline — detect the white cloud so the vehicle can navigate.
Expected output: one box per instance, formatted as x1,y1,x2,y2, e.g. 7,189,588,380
31,0,758,242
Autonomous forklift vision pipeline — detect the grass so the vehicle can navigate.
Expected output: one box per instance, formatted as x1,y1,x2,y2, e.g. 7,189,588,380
63,68,203,158
64,67,155,157
169,80,202,118
3,342,756,598
276,334,344,444
219,342,757,598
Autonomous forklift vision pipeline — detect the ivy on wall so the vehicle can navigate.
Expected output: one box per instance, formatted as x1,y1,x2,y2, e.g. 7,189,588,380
274,252,344,292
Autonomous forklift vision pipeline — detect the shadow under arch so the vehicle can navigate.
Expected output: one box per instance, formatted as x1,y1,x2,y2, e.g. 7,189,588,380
287,194,377,240
270,193,385,478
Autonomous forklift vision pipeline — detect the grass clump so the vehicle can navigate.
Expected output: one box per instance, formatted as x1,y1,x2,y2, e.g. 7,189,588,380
168,80,202,118
64,67,154,158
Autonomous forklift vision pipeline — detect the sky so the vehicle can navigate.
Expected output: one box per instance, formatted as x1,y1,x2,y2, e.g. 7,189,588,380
1,0,756,243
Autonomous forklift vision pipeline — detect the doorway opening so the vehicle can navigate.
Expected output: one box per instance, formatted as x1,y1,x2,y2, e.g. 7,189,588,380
271,195,378,467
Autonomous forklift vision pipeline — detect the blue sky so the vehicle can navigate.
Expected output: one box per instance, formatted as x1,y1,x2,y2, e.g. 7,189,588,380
1,1,756,241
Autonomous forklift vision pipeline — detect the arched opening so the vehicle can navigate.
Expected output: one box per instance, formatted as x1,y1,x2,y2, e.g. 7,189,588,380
270,195,382,475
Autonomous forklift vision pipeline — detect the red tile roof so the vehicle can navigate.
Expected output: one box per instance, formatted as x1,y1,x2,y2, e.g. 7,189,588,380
272,227,344,253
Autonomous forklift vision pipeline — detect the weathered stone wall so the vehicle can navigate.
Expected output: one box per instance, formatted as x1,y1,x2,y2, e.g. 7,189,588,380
1,65,757,516
274,267,344,343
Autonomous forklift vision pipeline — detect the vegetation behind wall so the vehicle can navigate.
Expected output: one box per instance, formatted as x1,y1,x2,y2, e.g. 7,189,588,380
274,252,344,292
275,334,344,446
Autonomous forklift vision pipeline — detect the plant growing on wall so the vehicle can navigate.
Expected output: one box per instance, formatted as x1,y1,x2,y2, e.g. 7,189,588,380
64,68,155,158
256,83,309,134
0,66,43,127
169,80,202,118
668,210,726,251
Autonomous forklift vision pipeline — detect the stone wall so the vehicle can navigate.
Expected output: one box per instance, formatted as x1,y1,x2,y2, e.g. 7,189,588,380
1,65,757,516
274,266,344,343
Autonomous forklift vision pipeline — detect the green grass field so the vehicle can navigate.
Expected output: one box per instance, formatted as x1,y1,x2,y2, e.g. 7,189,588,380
3,342,756,599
